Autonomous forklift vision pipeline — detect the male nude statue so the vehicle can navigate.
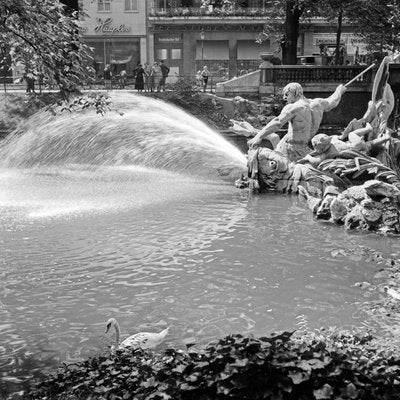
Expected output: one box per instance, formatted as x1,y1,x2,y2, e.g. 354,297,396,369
247,82,347,161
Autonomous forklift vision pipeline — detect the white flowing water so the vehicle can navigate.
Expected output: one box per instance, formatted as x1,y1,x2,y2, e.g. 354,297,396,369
0,93,399,396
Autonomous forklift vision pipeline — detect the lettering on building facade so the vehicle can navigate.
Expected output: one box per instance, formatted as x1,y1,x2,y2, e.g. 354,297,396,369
94,18,131,34
156,35,182,43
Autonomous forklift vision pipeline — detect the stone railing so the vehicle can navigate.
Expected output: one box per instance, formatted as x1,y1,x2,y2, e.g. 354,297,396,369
262,65,374,86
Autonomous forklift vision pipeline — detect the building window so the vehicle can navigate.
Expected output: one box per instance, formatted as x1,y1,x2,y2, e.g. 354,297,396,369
156,49,168,61
171,49,181,60
98,0,111,12
125,0,138,11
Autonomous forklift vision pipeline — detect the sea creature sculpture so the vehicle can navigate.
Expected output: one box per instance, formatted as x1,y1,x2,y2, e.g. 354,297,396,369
105,317,169,350
237,147,334,197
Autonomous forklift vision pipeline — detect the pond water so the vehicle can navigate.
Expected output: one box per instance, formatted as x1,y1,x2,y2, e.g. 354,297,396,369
0,93,399,396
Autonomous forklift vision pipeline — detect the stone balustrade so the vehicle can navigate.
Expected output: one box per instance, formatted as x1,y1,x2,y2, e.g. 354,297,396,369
265,65,373,85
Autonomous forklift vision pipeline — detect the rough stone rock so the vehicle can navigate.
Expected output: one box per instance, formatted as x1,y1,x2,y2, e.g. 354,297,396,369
343,186,368,202
308,196,322,214
344,205,370,231
316,194,336,220
337,192,357,210
232,96,258,114
330,197,349,223
360,199,384,223
381,205,400,227
363,180,400,200
323,185,340,197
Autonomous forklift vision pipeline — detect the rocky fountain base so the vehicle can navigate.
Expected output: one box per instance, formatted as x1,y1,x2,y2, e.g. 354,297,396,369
235,145,400,235
303,180,400,235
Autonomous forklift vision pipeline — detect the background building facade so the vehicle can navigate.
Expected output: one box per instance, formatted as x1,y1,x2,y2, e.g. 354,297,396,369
147,0,273,82
81,0,148,78
78,1,369,81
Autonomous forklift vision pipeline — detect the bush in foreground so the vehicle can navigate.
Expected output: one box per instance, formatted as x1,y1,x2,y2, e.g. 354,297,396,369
30,330,400,400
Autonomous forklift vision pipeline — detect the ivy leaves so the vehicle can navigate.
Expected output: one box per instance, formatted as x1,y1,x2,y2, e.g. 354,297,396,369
31,330,400,399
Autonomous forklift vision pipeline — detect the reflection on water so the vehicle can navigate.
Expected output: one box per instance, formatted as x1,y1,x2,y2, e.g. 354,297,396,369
1,165,400,396
0,93,399,396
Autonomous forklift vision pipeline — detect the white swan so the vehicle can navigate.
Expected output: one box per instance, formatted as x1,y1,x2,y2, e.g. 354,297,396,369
105,318,169,350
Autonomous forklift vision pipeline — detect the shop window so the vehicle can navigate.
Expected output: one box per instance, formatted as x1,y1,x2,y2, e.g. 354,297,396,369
125,0,138,11
171,49,181,60
86,38,140,78
98,0,111,12
156,49,168,61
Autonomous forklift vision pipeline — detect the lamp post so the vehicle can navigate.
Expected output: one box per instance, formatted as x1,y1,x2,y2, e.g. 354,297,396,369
103,39,107,69
200,30,205,69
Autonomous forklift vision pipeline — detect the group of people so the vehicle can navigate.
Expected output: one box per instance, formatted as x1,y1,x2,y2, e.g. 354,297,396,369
133,60,170,92
103,60,170,92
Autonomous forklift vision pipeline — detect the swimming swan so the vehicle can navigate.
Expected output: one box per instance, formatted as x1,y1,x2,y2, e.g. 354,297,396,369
105,318,169,350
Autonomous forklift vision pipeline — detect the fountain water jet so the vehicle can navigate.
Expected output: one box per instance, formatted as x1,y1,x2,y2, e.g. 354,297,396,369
0,92,247,218
0,92,247,178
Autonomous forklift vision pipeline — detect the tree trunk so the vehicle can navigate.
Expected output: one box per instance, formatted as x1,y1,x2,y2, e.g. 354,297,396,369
60,0,79,11
282,0,303,65
334,7,343,65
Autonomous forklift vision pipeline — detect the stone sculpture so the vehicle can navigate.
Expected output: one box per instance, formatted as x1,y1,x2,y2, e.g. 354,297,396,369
235,55,400,234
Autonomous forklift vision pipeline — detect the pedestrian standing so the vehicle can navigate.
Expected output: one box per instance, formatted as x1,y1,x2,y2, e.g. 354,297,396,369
25,72,36,94
159,60,170,92
152,62,162,92
104,64,112,90
134,64,145,92
143,62,151,92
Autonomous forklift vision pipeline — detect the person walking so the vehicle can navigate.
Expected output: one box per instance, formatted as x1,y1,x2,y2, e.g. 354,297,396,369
118,69,127,89
152,61,162,92
201,65,211,92
159,60,170,91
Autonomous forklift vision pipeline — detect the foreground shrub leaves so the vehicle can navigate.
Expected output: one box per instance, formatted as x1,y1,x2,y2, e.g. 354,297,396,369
30,330,400,400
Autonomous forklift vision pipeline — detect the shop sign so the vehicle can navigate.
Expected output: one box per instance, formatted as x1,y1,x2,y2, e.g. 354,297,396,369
157,35,182,43
94,18,131,34
314,33,365,47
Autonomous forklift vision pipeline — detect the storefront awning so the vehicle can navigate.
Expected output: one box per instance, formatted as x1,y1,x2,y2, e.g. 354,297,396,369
237,40,270,60
196,40,229,60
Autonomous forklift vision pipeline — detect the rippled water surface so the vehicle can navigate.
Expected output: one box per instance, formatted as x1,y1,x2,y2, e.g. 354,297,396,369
0,93,399,396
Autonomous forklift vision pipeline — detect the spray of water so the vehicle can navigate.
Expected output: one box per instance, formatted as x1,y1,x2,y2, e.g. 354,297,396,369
0,92,247,178
0,92,248,218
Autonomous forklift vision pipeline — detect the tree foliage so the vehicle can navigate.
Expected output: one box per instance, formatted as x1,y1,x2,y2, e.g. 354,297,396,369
0,0,94,93
346,0,400,53
204,0,400,65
